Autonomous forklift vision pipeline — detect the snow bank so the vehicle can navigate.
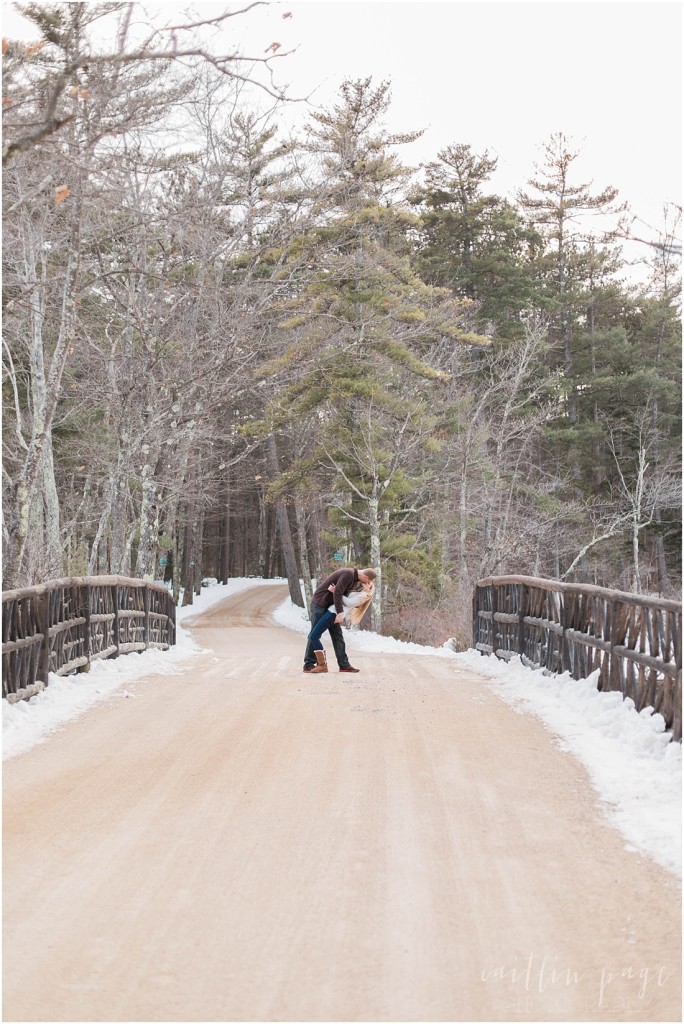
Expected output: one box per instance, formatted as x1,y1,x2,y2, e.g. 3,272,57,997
451,650,681,877
272,597,458,657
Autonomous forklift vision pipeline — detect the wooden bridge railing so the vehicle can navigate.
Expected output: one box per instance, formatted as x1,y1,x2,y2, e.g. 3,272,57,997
2,576,176,703
473,575,682,741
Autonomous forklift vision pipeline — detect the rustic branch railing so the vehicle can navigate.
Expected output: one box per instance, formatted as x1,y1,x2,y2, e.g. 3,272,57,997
473,575,682,741
2,576,176,703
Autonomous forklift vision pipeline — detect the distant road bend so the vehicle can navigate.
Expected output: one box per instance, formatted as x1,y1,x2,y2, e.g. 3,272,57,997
3,583,681,1022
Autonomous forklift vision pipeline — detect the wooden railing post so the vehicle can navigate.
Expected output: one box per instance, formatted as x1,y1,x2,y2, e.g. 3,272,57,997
112,584,120,657
143,586,150,648
37,593,50,685
518,583,526,660
472,585,481,650
607,598,618,695
674,612,682,742
168,594,176,647
83,583,91,669
491,581,499,658
673,671,682,743
560,588,570,675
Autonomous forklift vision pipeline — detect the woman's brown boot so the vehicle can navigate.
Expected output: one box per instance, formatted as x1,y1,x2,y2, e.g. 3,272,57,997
310,649,328,673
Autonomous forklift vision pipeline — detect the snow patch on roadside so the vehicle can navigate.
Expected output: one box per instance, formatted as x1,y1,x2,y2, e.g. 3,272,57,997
272,596,459,658
452,650,681,877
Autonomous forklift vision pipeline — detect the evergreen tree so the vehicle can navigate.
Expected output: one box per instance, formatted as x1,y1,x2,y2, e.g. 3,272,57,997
516,132,625,419
540,227,681,588
253,79,488,630
412,143,542,338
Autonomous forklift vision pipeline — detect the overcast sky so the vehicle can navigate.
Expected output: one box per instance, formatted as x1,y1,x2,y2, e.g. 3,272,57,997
243,2,681,234
3,1,681,257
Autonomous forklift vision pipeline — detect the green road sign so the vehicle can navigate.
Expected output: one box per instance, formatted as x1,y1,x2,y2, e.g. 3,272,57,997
159,556,168,567
333,551,344,561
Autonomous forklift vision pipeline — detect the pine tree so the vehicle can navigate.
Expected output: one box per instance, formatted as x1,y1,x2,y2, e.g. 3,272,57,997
412,143,542,338
253,79,488,630
516,132,625,419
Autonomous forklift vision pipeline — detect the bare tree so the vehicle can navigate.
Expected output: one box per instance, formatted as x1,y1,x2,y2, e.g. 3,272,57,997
2,3,300,588
2,2,294,164
606,413,681,593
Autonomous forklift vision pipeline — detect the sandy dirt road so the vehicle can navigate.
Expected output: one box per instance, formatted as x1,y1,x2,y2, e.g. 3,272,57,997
3,584,681,1022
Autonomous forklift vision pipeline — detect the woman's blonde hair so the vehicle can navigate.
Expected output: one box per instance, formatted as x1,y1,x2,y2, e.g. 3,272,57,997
347,582,375,626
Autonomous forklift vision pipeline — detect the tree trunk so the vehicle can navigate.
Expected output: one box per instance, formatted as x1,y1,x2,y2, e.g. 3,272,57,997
219,473,231,584
194,507,204,595
4,232,78,587
459,462,468,578
42,436,63,579
172,527,182,606
632,514,641,594
181,518,194,606
267,434,303,607
135,450,164,579
631,445,647,594
294,496,313,610
368,494,382,633
110,479,130,575
263,504,274,578
308,503,324,579
654,515,670,596
88,476,115,576
257,485,267,577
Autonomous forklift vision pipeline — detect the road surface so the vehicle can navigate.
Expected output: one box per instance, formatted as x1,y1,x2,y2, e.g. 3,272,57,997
3,584,681,1022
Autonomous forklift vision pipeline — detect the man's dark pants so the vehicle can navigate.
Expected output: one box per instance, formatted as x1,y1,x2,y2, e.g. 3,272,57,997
303,601,350,670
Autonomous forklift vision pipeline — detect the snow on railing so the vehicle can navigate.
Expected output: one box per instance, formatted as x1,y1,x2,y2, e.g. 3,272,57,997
473,575,682,741
2,576,176,703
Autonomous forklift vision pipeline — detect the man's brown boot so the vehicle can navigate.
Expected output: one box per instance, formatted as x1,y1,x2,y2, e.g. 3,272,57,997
310,650,328,673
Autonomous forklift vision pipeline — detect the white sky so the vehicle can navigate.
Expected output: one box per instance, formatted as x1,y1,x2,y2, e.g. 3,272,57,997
239,1,682,237
3,0,682,258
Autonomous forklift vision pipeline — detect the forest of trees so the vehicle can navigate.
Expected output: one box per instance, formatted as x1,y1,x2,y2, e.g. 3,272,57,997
2,3,681,646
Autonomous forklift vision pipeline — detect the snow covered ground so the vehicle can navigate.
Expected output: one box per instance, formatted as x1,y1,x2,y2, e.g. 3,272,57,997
3,578,681,878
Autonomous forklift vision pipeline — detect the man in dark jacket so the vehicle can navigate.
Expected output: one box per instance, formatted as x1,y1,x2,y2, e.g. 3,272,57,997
303,566,376,673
